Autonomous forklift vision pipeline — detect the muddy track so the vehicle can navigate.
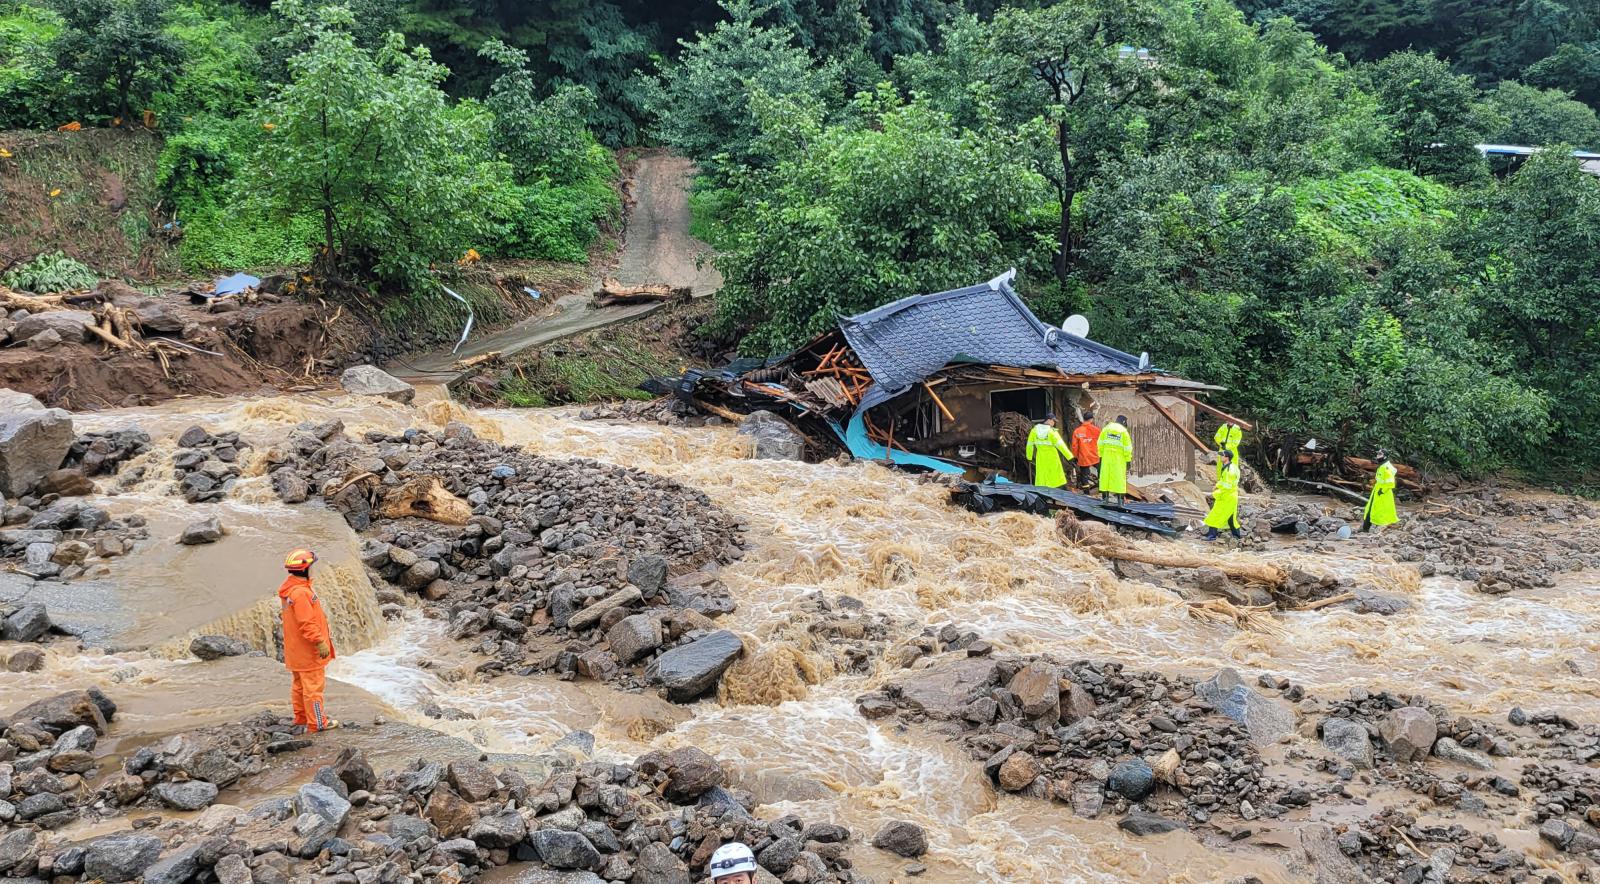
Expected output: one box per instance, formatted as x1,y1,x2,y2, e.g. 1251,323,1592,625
393,152,721,382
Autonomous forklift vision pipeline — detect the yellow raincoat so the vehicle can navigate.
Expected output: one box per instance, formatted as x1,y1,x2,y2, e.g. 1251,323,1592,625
1097,422,1133,494
1364,460,1399,527
1204,460,1242,530
1213,423,1242,457
1026,423,1073,488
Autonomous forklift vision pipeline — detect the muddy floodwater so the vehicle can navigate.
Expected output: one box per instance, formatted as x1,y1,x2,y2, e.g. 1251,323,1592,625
4,387,1598,883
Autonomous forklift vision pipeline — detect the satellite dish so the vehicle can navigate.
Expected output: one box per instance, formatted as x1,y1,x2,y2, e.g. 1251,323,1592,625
1044,328,1063,347
1061,314,1090,338
1138,352,1151,370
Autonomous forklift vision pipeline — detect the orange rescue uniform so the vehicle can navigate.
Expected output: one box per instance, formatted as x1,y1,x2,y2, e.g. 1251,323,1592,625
1071,420,1101,466
278,574,335,730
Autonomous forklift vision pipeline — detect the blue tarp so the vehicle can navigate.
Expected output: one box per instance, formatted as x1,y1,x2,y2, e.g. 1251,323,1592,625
831,413,965,474
213,273,261,296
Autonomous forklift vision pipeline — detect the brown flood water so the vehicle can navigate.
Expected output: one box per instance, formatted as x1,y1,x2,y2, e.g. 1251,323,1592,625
4,388,1597,882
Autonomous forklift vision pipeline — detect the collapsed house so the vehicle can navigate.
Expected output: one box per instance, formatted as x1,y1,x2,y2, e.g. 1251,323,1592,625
673,270,1236,493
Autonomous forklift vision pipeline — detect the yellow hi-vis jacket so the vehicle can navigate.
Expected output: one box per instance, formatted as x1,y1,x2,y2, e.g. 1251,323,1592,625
1204,460,1242,529
1025,423,1073,488
1097,422,1133,494
1214,423,1242,457
1365,460,1399,526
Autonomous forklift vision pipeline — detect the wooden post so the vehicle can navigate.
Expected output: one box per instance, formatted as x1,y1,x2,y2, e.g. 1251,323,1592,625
923,381,955,422
1171,393,1254,431
1141,393,1211,453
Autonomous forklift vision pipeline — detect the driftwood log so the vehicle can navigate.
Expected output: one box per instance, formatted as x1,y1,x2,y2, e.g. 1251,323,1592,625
1056,511,1288,589
592,278,690,307
376,476,473,525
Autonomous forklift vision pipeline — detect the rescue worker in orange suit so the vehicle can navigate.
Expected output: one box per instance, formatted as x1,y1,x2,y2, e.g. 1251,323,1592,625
1070,410,1101,490
279,549,339,732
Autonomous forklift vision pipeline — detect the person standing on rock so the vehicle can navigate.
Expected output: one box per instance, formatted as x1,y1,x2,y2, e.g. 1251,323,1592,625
1362,450,1400,532
1203,448,1243,543
279,549,339,732
1070,410,1101,490
1097,415,1134,505
706,843,758,883
1025,413,1073,488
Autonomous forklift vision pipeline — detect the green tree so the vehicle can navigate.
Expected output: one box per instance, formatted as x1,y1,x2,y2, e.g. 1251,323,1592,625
480,38,604,184
983,0,1168,281
1526,41,1600,106
0,2,66,128
48,0,181,123
1360,51,1490,182
714,88,1050,351
1482,80,1600,148
243,3,508,287
640,0,841,179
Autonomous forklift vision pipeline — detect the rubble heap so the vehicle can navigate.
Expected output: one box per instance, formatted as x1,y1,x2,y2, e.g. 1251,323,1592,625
0,497,146,580
168,426,250,504
857,655,1299,831
267,420,750,700
0,689,119,830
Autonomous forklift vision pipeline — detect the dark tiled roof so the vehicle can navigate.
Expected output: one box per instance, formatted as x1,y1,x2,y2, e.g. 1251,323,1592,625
840,271,1147,400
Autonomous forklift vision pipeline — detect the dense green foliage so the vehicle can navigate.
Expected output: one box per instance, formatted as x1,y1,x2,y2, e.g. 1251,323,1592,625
3,0,1600,472
1,251,100,292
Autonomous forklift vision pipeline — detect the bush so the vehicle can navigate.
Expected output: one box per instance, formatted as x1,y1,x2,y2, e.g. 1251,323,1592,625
0,2,64,129
2,251,99,292
177,204,315,271
489,169,619,264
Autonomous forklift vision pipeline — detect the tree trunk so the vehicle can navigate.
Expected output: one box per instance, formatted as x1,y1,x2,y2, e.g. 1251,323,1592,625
1053,120,1076,283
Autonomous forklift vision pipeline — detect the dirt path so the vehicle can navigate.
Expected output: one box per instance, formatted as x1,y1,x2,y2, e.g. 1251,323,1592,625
393,152,721,382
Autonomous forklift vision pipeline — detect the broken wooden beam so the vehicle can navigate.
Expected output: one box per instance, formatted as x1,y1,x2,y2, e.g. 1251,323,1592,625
1171,393,1254,431
1141,393,1213,454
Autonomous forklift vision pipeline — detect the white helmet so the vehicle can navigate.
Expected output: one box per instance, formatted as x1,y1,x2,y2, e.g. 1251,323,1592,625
708,842,758,880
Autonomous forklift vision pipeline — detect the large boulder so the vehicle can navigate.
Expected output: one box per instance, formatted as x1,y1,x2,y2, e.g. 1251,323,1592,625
190,634,250,660
606,613,662,664
151,780,219,811
1379,707,1438,762
1,603,51,642
9,688,114,733
340,365,416,404
142,845,203,884
894,658,1001,720
0,388,44,412
632,842,690,884
645,629,744,702
1195,668,1294,746
83,833,163,883
649,746,726,803
0,408,74,498
1007,661,1060,721
1320,717,1374,769
871,821,928,857
0,828,39,877
526,830,601,871
12,311,94,344
179,516,225,545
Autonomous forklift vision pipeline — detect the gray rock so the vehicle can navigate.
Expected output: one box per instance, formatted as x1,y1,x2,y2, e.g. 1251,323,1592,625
496,871,603,884
6,646,45,672
142,845,202,884
10,688,113,732
1293,823,1371,884
340,366,416,404
1321,717,1373,769
755,837,800,875
178,516,224,545
12,311,94,344
1540,818,1576,850
894,658,1001,720
297,781,352,827
0,828,38,877
1196,669,1294,746
83,833,162,883
189,634,250,660
1118,809,1183,836
0,408,74,498
52,724,97,753
132,302,185,334
1008,661,1061,721
1432,737,1494,770
1,603,51,642
606,613,662,664
386,815,433,843
26,326,62,349
657,746,725,802
631,842,689,884
526,829,600,870
446,760,498,802
1108,758,1155,801
626,555,669,597
871,820,928,857
466,811,526,848
1379,707,1437,762
566,587,642,632
151,779,219,811
645,629,744,701
0,389,44,412
214,853,253,884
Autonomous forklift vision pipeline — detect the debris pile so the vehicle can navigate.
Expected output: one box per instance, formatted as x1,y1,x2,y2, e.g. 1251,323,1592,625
0,689,118,830
856,656,1297,831
0,497,146,579
266,420,750,699
0,699,866,884
62,428,151,477
168,426,250,504
1335,809,1541,882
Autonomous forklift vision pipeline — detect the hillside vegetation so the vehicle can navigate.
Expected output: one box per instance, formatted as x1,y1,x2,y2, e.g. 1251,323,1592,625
2,0,1599,478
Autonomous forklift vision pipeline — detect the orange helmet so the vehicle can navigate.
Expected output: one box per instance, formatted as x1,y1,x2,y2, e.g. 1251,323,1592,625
284,548,317,571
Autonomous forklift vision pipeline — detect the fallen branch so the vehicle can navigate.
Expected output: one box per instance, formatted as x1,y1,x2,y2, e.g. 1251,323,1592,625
1292,591,1356,611
1186,598,1284,634
1284,477,1367,505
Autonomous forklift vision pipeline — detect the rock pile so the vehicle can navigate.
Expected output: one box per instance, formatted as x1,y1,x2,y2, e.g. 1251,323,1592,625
3,713,863,884
170,426,250,504
100,712,316,814
0,689,118,830
62,429,152,477
1335,809,1543,882
1256,502,1351,540
0,497,147,579
857,655,1294,831
261,421,749,701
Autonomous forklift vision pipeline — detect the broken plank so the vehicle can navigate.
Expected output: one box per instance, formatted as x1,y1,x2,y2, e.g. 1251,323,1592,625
1141,393,1212,454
